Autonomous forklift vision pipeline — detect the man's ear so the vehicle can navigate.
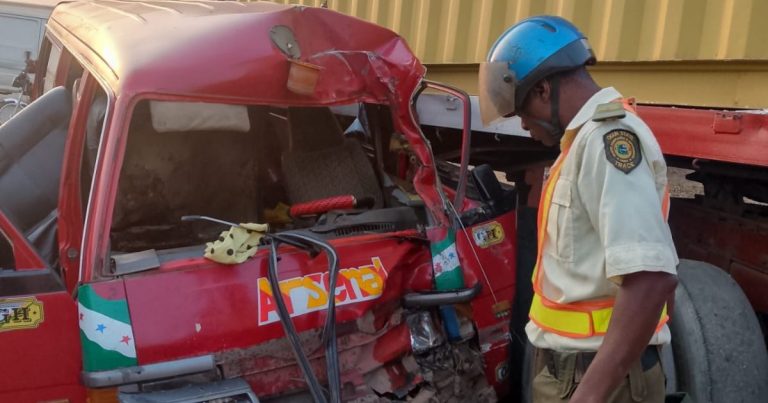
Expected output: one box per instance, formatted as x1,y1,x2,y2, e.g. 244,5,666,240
529,79,551,103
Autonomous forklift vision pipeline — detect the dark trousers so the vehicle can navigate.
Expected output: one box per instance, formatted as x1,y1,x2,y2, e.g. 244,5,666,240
531,347,666,402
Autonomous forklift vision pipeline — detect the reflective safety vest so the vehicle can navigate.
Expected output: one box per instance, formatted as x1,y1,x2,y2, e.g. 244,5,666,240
528,99,670,339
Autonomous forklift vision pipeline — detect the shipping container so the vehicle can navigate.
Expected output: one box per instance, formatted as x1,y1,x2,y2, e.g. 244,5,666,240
265,0,768,108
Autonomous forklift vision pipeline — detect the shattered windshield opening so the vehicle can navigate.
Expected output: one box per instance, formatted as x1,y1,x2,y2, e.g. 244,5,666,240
108,99,423,265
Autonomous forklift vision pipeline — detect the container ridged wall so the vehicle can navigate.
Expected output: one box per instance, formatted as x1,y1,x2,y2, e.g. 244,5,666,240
264,0,768,107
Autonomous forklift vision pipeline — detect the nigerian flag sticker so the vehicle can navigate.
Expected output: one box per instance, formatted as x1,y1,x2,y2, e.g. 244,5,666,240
78,284,137,371
431,229,465,290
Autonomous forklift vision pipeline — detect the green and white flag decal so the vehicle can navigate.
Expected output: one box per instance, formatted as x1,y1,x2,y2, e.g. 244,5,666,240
431,228,466,290
78,284,137,371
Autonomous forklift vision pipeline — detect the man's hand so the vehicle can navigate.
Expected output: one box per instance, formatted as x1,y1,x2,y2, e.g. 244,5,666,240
569,271,677,402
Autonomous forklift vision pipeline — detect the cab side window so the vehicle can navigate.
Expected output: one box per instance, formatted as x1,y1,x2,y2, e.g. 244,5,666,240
42,42,61,93
0,225,64,297
37,38,83,96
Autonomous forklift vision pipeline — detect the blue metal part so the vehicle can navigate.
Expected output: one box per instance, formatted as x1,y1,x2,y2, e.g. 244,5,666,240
439,305,462,342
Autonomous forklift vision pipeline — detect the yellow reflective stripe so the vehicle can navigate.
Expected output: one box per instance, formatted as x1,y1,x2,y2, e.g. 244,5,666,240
531,169,556,282
592,307,614,334
529,294,592,337
531,293,669,337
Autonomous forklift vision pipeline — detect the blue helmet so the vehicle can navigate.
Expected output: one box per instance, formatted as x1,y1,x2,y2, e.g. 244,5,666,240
479,15,595,125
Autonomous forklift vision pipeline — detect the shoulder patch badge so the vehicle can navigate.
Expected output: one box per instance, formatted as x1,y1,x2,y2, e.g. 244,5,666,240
603,129,642,174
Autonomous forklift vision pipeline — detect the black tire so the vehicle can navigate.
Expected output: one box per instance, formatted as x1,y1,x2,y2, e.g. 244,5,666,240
659,343,678,394
670,259,768,403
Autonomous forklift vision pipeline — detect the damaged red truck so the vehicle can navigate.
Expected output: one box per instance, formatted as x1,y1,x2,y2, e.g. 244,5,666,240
0,2,510,402
0,1,766,403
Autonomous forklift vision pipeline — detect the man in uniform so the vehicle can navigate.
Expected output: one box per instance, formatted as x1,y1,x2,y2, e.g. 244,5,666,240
478,16,679,403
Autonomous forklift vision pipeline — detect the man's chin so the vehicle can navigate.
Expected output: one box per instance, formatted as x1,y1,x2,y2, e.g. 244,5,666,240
538,137,557,147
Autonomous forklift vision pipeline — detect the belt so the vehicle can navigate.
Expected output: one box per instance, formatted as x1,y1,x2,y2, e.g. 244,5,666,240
540,345,660,381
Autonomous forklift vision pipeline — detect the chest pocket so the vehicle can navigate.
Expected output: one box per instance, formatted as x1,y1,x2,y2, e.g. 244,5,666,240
546,178,575,262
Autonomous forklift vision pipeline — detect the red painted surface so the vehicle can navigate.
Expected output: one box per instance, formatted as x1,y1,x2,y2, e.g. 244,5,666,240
459,210,518,328
481,338,512,397
371,322,411,364
124,235,429,364
731,262,768,313
669,199,768,314
0,385,86,403
638,105,768,168
57,72,105,292
90,278,128,301
457,210,518,394
0,292,85,402
0,210,45,269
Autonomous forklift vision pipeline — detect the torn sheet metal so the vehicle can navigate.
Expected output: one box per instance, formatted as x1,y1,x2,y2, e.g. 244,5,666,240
406,310,444,354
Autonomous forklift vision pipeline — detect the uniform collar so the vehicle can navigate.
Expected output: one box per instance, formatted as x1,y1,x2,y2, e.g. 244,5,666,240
564,87,623,132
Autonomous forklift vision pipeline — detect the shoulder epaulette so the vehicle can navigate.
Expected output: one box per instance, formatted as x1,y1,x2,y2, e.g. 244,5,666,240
592,102,626,122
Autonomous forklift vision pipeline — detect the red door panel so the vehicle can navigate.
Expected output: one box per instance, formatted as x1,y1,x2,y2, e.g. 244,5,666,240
0,211,85,402
0,291,85,402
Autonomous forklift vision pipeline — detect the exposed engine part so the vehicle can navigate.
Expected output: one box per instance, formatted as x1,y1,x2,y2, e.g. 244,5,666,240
405,311,444,354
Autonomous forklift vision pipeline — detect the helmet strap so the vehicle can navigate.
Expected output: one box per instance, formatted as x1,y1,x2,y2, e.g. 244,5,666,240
530,75,565,143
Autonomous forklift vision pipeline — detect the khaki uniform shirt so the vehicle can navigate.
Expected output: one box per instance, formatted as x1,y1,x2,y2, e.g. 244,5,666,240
525,87,679,352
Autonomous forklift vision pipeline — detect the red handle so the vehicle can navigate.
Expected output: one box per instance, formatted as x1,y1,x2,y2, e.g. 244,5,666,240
290,195,357,217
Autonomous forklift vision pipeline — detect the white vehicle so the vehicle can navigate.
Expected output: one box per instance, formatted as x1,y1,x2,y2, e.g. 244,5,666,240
0,0,57,123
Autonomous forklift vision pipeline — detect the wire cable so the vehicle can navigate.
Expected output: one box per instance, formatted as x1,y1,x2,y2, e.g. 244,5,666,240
267,240,328,403
279,232,342,403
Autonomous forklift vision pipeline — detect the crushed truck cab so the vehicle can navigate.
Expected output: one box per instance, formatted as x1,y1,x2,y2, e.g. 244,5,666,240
0,1,516,402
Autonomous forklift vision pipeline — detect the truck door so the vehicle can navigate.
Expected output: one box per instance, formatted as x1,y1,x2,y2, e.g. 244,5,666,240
0,212,84,402
0,84,85,402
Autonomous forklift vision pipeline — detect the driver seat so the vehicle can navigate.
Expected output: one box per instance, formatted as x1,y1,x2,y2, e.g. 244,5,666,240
281,107,382,208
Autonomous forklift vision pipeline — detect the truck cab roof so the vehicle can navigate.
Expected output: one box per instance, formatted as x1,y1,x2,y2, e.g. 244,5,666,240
49,0,424,104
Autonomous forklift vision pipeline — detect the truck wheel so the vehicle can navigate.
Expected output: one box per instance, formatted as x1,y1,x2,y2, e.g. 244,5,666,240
669,259,768,403
659,343,677,394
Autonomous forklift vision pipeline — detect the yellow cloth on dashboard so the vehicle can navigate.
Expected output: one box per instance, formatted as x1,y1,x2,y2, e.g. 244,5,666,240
264,202,292,224
204,223,268,264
